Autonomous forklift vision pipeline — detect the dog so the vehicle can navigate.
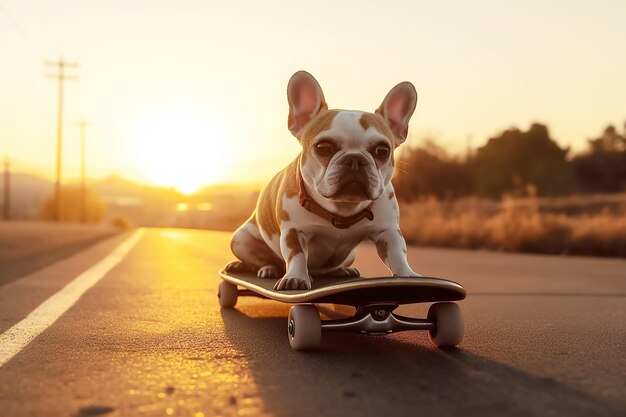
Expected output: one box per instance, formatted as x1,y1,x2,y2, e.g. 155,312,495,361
226,70,420,290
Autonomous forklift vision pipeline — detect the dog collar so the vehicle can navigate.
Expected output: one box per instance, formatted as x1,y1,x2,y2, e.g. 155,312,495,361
296,167,374,229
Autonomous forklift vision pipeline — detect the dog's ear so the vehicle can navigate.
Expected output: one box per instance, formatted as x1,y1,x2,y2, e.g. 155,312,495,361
376,82,417,146
287,71,327,139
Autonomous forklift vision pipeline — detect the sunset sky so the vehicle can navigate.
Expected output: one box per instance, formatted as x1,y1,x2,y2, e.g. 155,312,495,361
1,0,625,193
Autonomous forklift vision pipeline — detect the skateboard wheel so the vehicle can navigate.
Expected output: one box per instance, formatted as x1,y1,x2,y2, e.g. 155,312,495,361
218,281,238,308
287,305,321,351
427,302,464,348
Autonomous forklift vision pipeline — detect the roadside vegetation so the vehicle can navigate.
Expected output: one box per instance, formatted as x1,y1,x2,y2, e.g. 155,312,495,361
38,186,106,223
395,121,626,258
400,191,626,258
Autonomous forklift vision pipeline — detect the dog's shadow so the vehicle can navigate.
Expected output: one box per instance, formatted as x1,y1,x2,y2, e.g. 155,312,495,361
220,301,620,417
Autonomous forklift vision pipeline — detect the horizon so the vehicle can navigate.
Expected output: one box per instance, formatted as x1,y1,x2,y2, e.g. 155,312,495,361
6,117,622,196
2,0,626,194
6,169,266,195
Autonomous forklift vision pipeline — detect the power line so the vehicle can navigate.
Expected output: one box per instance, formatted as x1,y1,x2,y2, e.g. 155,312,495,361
0,5,31,41
45,58,79,222
0,4,50,55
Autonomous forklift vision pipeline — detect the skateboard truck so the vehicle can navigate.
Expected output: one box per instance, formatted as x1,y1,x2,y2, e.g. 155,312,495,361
320,304,435,335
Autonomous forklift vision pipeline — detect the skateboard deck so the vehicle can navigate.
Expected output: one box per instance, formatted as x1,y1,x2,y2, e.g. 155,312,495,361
217,266,466,351
218,270,466,306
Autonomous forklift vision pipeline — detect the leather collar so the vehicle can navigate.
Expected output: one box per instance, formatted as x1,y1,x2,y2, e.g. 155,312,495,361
296,167,374,229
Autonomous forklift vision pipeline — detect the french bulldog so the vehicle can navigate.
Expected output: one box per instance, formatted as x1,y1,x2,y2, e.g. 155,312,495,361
226,70,419,290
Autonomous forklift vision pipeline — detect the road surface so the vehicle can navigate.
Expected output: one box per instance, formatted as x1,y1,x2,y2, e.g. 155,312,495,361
0,221,118,287
0,228,624,417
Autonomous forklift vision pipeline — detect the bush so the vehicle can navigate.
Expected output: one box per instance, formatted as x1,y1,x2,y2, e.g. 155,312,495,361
39,186,106,223
112,215,134,230
399,193,626,258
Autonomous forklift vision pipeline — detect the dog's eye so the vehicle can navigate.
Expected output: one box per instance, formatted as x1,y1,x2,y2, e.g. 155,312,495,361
314,140,337,158
373,144,391,160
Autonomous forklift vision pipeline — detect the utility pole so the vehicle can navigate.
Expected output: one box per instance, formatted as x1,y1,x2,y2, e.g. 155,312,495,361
45,58,79,222
466,135,473,161
75,120,91,223
3,158,9,221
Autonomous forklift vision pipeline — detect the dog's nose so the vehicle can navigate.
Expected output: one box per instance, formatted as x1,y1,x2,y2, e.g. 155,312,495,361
341,154,368,171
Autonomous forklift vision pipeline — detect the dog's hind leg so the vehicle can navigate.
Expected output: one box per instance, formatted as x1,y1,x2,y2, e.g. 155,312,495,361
227,217,283,277
258,264,281,278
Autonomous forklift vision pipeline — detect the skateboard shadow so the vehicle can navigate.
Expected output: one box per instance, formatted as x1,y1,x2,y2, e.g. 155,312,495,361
220,302,622,417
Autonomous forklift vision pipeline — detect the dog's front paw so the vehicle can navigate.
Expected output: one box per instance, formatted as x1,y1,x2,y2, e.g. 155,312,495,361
273,274,312,291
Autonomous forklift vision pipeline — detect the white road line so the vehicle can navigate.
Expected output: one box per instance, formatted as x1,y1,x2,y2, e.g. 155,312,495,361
0,229,145,368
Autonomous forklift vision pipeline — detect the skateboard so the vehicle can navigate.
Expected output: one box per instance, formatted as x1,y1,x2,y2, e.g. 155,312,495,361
218,268,466,351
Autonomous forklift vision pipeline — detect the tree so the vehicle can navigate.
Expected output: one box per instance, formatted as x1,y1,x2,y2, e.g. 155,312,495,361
572,122,626,192
472,124,575,197
394,140,472,200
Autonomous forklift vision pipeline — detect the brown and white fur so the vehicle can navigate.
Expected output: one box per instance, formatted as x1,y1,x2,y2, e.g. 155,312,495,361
227,71,419,290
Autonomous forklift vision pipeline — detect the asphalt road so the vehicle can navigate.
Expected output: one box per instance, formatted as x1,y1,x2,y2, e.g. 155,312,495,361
0,221,118,287
0,228,624,417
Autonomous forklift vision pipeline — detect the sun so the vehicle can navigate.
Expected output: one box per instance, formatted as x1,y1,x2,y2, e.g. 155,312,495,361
133,108,230,194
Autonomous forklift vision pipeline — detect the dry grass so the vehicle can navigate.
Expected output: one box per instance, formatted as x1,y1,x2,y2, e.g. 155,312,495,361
399,193,626,258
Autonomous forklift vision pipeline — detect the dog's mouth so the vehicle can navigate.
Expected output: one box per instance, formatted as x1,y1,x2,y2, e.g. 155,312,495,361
341,180,368,196
328,178,372,201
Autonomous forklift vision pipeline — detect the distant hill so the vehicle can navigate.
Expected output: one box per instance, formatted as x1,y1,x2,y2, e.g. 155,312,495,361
0,173,52,219
93,174,183,205
1,171,258,230
10,172,52,192
195,182,260,197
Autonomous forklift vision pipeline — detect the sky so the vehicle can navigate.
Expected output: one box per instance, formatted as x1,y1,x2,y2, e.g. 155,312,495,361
1,0,625,193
